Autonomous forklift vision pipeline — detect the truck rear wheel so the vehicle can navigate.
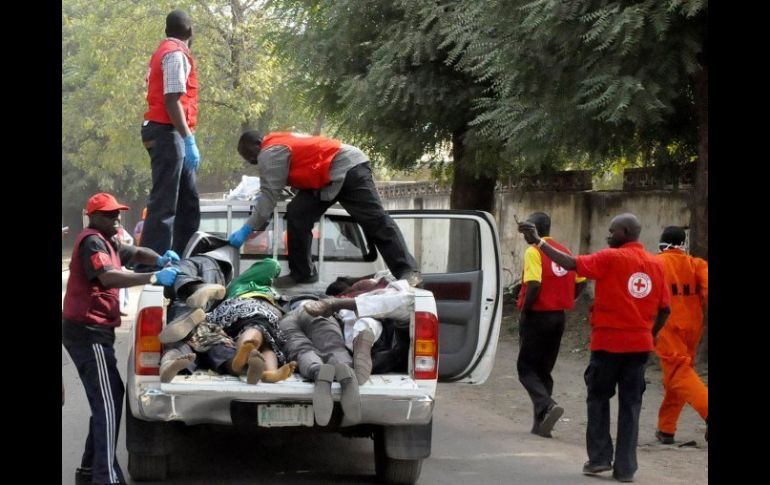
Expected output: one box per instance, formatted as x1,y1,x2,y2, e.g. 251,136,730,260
374,428,423,484
128,452,169,481
125,396,176,481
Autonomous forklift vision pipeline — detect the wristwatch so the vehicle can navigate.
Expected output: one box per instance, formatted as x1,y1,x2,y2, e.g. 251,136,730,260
149,273,158,285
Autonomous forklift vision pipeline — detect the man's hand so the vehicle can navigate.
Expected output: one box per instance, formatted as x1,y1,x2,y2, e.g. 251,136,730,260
154,267,180,287
156,250,180,267
184,135,200,171
517,221,540,244
228,223,254,248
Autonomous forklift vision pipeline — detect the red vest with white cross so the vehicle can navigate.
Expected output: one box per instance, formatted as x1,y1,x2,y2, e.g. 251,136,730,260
517,239,577,311
62,229,123,327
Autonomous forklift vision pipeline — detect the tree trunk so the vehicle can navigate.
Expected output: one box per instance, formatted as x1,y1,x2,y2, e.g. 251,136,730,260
449,130,496,211
691,58,708,365
690,65,708,260
448,129,497,272
312,114,325,135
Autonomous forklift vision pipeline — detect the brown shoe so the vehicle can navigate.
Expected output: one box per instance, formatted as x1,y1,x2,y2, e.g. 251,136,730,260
313,364,335,426
186,284,226,310
353,329,376,385
159,308,206,344
159,353,196,383
334,362,361,423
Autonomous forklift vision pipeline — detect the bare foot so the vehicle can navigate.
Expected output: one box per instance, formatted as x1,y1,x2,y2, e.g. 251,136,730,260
262,361,298,383
160,353,195,383
232,339,259,373
246,351,266,385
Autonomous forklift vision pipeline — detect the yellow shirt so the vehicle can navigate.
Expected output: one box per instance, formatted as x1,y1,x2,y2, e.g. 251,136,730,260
522,237,586,283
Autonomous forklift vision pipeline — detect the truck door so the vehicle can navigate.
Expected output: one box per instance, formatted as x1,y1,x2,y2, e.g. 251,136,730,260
389,210,502,384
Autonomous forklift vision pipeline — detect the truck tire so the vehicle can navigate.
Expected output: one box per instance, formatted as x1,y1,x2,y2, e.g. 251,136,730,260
125,396,176,480
374,428,423,484
128,452,168,481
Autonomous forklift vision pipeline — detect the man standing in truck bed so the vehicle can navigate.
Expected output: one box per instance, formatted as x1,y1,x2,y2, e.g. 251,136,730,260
227,130,421,288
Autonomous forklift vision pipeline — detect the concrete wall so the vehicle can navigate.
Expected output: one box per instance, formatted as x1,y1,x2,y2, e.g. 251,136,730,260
381,187,692,289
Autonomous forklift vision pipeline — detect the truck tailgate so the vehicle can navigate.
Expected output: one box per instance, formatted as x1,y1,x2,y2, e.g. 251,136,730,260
160,373,426,399
136,373,433,426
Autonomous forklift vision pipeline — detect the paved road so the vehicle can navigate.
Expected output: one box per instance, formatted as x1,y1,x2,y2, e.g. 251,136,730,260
62,274,707,484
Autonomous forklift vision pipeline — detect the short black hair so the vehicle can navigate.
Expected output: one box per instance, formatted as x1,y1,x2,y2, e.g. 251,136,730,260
325,275,365,296
527,212,551,237
238,130,265,165
325,280,350,296
165,10,192,40
660,226,686,246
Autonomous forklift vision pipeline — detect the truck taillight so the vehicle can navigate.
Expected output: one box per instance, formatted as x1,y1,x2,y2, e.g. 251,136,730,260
135,306,163,376
414,311,439,380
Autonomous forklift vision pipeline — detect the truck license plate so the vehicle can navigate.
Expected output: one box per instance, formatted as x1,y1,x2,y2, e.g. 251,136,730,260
257,404,314,427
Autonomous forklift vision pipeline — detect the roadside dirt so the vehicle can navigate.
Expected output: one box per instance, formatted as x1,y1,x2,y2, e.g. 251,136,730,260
439,295,708,481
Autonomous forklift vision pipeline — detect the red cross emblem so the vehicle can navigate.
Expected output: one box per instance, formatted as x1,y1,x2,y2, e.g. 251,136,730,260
627,272,652,298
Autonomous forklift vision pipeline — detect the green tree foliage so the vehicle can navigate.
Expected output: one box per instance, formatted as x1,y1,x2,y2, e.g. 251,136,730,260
62,0,316,199
277,0,506,210
444,0,707,256
445,0,704,167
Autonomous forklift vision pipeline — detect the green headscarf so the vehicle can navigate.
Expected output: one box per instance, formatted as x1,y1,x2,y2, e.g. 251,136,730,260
225,258,281,300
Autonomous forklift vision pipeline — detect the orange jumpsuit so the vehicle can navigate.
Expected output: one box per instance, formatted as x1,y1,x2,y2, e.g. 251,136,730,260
655,249,708,434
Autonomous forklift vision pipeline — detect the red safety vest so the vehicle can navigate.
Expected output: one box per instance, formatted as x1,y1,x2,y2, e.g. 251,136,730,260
62,229,122,327
262,132,342,189
517,239,577,311
144,38,199,129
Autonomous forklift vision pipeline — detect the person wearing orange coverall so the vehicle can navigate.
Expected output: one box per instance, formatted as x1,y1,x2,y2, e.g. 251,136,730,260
653,226,708,444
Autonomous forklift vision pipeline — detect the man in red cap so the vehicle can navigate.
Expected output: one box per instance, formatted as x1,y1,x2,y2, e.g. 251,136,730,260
62,192,181,485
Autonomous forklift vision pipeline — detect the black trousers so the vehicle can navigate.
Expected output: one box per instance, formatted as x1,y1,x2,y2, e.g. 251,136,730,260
584,350,649,478
164,255,228,320
286,163,418,280
65,343,126,485
517,310,565,429
140,121,200,256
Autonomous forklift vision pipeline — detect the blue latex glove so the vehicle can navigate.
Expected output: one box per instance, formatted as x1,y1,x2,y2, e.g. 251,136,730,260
154,267,180,287
156,250,180,267
183,135,200,172
229,223,254,248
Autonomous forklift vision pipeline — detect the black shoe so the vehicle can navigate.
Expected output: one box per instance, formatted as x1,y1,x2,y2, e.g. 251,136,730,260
273,272,319,288
582,461,612,475
536,405,564,437
655,429,675,444
75,467,92,484
612,471,635,482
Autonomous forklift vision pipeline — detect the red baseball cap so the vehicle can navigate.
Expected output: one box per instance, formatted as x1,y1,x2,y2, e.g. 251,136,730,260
86,192,130,215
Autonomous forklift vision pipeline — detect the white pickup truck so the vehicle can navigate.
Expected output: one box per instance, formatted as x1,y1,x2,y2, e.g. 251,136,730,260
125,199,503,484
